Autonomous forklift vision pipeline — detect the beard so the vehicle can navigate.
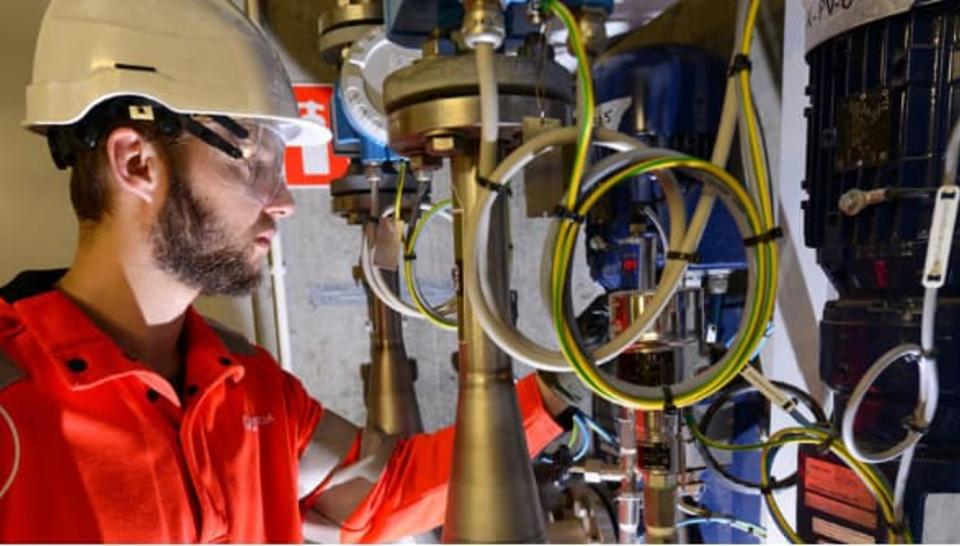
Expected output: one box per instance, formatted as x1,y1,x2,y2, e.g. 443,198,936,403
150,170,264,296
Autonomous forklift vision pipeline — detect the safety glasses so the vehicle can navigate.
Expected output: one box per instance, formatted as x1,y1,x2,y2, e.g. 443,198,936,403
185,116,288,205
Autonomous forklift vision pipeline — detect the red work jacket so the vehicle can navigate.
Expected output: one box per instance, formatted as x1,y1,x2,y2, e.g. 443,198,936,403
0,277,562,543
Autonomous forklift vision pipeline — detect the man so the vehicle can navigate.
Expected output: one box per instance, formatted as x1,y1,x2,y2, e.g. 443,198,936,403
0,0,567,542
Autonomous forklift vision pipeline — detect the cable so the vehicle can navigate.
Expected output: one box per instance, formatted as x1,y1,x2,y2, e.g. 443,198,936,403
464,128,653,372
686,381,827,495
578,411,617,445
571,414,592,462
761,427,910,544
393,162,406,224
475,42,499,180
0,404,19,500
542,0,595,210
402,199,458,330
550,156,776,409
677,516,767,540
840,343,928,463
360,203,455,322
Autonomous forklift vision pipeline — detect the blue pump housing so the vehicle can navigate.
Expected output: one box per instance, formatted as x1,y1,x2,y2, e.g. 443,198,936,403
587,46,746,294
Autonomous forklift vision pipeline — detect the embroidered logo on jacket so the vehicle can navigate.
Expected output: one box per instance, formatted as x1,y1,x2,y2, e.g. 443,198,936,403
243,413,275,431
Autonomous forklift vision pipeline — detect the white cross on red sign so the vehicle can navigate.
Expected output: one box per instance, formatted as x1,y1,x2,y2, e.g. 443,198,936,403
284,84,350,187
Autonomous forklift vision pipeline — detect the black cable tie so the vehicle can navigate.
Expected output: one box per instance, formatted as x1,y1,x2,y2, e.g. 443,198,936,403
815,433,836,455
902,416,930,435
662,386,677,413
922,348,938,360
552,206,586,224
476,176,511,196
403,253,417,262
743,226,783,247
728,53,752,77
759,477,778,495
666,250,701,264
889,521,908,537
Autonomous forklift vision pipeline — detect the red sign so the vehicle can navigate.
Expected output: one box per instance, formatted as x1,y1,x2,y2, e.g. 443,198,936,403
284,84,350,187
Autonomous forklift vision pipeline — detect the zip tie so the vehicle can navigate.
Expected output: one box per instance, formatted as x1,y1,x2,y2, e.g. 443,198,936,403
662,386,677,413
743,226,783,247
902,416,930,435
403,253,417,261
552,206,586,224
476,176,511,196
728,53,752,77
666,250,701,263
815,432,837,455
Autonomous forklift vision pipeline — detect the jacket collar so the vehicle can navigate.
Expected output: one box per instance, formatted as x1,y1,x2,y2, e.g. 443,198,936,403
8,271,244,396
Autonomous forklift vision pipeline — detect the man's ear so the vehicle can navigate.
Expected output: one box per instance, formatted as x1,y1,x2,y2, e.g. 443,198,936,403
104,127,162,205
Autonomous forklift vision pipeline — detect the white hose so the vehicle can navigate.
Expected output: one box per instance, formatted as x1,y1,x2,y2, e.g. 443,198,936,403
360,204,454,320
475,42,499,178
0,404,19,500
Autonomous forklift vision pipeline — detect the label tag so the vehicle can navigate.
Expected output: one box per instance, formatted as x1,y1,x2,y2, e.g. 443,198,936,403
923,186,959,288
803,0,913,53
371,218,402,271
595,97,633,131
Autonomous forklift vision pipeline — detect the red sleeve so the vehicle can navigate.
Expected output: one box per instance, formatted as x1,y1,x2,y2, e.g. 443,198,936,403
280,363,324,459
337,373,563,543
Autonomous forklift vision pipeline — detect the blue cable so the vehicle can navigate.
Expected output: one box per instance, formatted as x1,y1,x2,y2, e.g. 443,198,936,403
576,411,617,445
678,517,767,539
572,415,592,461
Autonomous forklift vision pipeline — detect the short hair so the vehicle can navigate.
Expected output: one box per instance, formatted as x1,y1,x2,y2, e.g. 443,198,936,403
52,99,185,222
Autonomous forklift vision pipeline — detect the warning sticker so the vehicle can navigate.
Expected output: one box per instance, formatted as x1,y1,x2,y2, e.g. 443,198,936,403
804,455,877,510
284,84,350,187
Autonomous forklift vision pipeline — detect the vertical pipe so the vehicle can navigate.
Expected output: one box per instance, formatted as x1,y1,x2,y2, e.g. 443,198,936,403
616,407,641,544
637,410,679,544
442,147,547,543
362,270,423,435
268,235,293,371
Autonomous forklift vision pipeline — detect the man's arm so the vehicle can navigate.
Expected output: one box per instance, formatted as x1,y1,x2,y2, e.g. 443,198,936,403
294,374,563,543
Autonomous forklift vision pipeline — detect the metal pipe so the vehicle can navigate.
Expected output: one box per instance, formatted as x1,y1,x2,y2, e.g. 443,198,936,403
616,407,641,544
442,147,547,543
637,410,679,543
362,269,423,435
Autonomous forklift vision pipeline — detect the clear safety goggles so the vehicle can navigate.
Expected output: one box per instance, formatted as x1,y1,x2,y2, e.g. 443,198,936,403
184,116,288,205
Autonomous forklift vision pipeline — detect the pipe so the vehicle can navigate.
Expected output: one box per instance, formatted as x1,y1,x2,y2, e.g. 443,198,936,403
268,236,293,371
361,270,423,435
442,149,547,543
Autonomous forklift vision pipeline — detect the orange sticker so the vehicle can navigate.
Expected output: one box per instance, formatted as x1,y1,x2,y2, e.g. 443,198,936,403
804,456,877,509
805,491,877,530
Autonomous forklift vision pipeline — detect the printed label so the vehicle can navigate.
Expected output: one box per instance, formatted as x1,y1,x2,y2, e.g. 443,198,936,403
803,0,914,53
812,516,875,544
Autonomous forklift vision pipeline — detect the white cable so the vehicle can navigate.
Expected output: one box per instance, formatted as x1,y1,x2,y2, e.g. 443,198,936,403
360,204,454,320
475,42,499,178
840,342,929,463
0,404,19,500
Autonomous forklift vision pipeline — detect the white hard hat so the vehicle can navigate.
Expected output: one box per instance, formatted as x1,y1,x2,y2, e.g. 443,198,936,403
24,0,330,148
